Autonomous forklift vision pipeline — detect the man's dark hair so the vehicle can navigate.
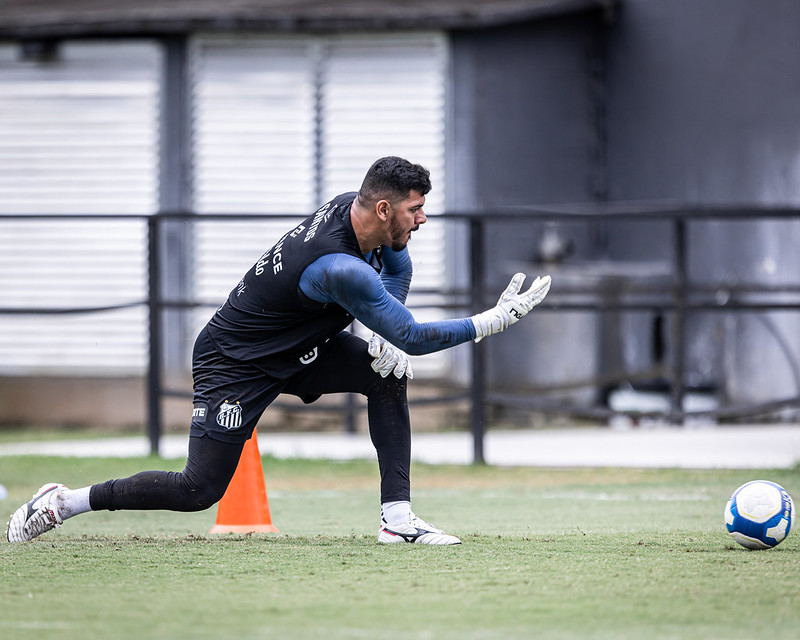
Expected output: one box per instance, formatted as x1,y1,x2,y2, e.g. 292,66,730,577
358,156,432,205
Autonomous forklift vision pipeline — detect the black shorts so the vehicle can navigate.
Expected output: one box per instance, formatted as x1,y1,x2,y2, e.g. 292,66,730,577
189,327,372,444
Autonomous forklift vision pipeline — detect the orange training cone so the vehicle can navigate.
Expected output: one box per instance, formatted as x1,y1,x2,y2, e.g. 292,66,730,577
209,429,279,533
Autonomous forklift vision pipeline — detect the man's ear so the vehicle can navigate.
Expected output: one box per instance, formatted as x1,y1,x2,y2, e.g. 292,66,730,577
376,199,391,221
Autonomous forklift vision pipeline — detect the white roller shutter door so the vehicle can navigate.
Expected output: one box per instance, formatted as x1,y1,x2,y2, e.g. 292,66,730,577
0,42,161,375
191,33,449,377
190,35,318,335
320,33,449,377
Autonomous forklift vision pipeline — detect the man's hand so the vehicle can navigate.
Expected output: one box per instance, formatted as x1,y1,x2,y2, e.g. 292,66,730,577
471,273,551,342
367,333,414,379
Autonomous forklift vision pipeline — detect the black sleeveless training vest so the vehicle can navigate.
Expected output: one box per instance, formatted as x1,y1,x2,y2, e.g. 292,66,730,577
205,192,372,367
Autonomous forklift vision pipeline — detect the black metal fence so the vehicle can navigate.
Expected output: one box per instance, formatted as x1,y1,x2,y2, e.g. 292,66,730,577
2,205,800,462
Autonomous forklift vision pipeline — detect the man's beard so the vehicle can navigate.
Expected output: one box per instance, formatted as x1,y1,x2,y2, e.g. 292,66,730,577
389,218,418,251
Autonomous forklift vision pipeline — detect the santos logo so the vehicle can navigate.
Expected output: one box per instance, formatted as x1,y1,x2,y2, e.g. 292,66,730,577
216,401,243,430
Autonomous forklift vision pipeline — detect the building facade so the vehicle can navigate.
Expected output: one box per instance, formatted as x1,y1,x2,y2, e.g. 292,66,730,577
1,0,798,426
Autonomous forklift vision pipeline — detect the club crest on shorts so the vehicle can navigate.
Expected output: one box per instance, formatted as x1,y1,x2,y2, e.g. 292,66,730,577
216,400,243,430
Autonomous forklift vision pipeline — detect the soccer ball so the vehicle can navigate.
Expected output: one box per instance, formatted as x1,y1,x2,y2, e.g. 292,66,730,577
724,480,794,549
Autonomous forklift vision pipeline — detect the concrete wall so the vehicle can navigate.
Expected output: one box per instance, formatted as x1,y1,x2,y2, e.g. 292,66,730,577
606,0,800,203
0,376,464,434
450,0,800,410
451,16,601,210
450,14,609,401
604,0,800,403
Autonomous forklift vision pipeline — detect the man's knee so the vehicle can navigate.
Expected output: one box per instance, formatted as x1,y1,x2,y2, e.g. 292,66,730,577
365,372,407,399
180,435,244,511
180,475,229,511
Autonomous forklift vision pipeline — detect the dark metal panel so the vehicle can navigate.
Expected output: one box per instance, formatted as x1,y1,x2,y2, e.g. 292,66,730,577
0,0,615,40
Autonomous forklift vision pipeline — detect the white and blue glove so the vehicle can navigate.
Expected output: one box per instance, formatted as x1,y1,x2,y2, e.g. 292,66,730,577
368,333,414,380
471,273,551,342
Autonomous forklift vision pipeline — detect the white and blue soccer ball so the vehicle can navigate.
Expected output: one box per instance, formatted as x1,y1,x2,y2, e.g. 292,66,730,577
724,480,794,550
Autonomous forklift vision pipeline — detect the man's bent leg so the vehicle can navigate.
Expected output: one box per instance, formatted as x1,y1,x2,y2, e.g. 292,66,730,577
284,332,460,545
89,435,244,512
284,332,411,504
7,436,243,542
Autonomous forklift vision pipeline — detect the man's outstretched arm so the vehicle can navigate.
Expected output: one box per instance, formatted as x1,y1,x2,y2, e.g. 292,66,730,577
300,253,550,356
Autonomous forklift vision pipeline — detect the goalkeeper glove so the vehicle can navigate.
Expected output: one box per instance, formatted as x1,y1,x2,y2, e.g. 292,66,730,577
471,273,551,342
367,333,414,380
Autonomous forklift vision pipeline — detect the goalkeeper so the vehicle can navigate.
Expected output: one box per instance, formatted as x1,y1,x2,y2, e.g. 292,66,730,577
7,156,550,545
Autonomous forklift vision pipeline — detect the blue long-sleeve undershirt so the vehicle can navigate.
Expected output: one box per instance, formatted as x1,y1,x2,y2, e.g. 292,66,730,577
299,251,476,355
377,245,413,304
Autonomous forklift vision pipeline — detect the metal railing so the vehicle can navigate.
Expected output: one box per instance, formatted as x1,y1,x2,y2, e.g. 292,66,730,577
2,205,800,462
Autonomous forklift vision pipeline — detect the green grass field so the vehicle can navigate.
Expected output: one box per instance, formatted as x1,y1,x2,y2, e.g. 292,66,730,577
1,453,799,640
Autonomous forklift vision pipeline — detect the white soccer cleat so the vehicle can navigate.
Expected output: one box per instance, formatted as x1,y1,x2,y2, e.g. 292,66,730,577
6,483,66,543
378,515,461,545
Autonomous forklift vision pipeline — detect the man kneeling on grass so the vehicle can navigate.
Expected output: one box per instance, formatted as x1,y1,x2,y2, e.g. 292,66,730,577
7,156,550,546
